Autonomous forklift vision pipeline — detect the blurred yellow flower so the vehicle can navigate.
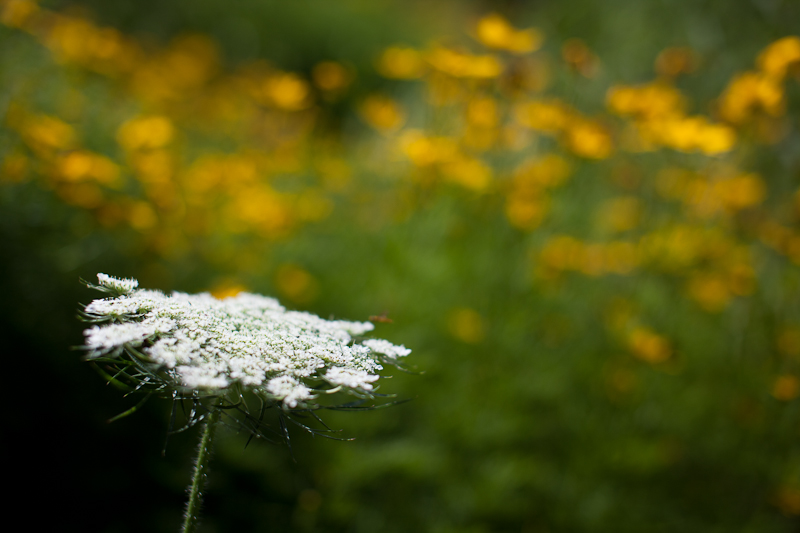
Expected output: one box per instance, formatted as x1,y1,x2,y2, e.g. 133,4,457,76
400,131,458,166
505,195,548,230
513,154,571,191
160,35,219,88
777,327,800,358
447,307,486,344
505,156,571,230
359,94,406,132
597,197,642,233
775,486,800,515
427,47,503,78
655,47,697,78
117,116,175,151
0,0,38,28
466,96,499,128
475,13,543,55
719,71,784,123
210,281,247,300
607,82,685,120
603,241,640,274
0,152,28,182
56,182,104,209
225,186,293,236
540,235,583,272
562,39,599,78
771,375,800,401
566,120,613,159
275,264,319,304
264,72,311,111
514,99,572,133
716,173,766,211
312,61,353,92
441,156,492,191
377,46,426,79
132,150,173,185
687,273,731,312
639,116,735,154
628,327,671,364
22,114,76,153
127,200,158,230
757,36,800,79
56,151,120,184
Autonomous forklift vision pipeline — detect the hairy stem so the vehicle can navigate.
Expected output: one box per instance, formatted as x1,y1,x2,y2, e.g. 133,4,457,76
181,402,222,533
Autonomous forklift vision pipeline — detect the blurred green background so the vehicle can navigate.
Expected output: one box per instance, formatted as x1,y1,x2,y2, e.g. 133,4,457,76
2,0,800,531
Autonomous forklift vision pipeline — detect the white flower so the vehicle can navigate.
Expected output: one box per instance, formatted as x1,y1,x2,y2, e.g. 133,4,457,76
363,338,412,359
97,273,139,294
82,274,411,407
324,367,380,391
266,376,313,408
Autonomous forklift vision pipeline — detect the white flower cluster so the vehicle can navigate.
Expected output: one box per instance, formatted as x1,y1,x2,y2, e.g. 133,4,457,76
97,273,139,294
83,274,410,408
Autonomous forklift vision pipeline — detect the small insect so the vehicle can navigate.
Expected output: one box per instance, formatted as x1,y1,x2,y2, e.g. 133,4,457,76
369,312,393,324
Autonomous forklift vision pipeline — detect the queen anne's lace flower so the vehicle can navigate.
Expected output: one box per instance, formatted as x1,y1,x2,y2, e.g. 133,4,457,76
81,274,410,408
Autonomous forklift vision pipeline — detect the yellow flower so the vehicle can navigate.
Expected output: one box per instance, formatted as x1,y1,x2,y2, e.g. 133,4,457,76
312,61,353,92
758,36,800,79
597,197,642,233
777,327,800,358
22,114,76,153
603,241,640,274
56,151,120,184
687,273,731,312
475,13,543,54
441,156,492,191
275,264,319,304
400,131,458,166
0,152,29,182
772,375,800,401
447,307,486,344
505,195,548,230
427,47,503,78
540,235,583,271
0,0,39,28
655,47,697,78
514,99,572,133
377,46,425,79
359,94,406,132
718,71,784,123
562,39,599,77
210,281,247,300
607,82,685,119
117,116,174,151
264,72,311,111
512,154,571,191
466,96,499,128
628,327,671,364
565,120,613,159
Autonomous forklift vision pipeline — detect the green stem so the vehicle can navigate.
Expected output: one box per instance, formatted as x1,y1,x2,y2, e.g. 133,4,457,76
181,402,222,533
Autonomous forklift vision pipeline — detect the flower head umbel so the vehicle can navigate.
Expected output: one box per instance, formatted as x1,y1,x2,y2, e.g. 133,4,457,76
80,273,411,412
79,273,413,530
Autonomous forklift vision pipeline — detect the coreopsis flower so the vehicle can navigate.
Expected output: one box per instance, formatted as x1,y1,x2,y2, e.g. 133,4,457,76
80,273,411,415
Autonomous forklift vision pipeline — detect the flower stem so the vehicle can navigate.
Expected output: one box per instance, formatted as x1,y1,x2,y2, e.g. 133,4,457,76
181,402,222,533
